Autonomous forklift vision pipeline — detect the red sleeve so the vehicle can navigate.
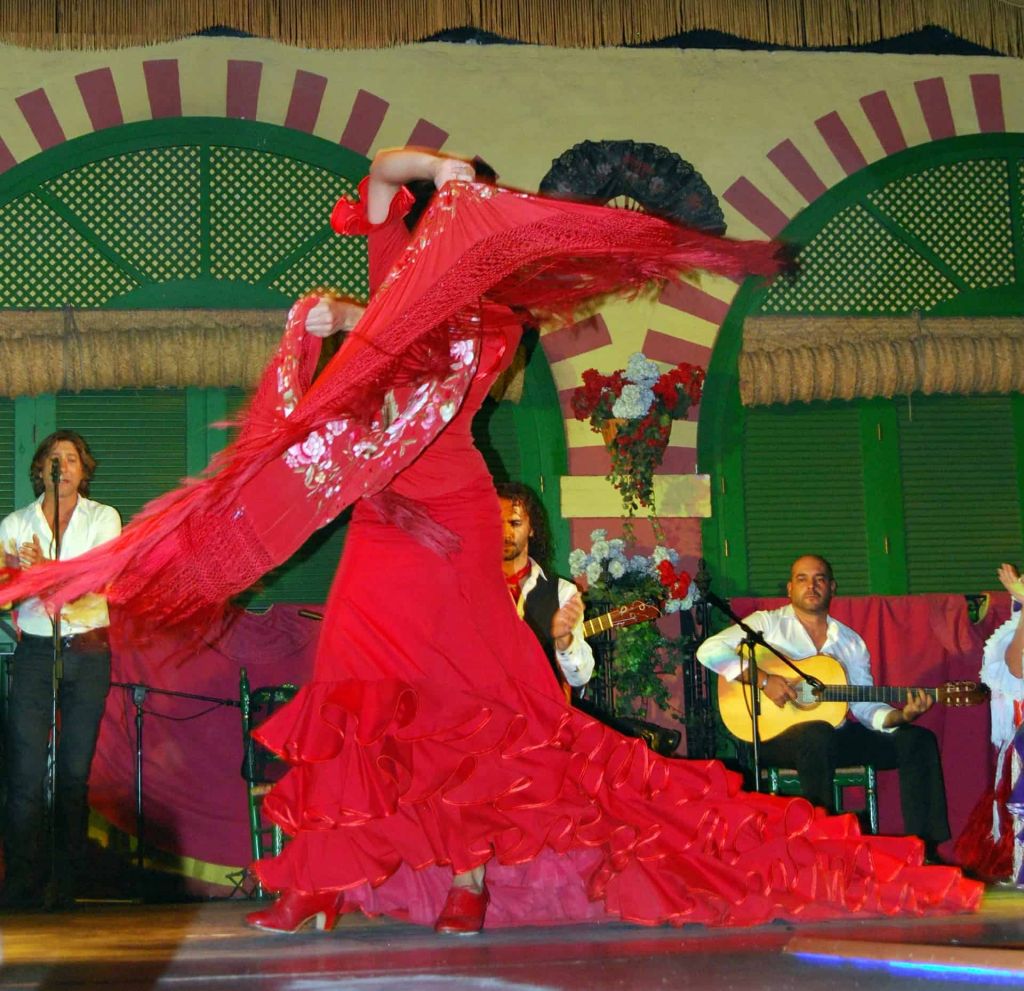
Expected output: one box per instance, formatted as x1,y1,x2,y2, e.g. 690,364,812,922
330,176,415,236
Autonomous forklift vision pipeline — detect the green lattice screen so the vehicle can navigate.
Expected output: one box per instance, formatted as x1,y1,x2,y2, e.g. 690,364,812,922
0,119,372,604
702,134,1024,597
0,119,369,310
760,149,1018,316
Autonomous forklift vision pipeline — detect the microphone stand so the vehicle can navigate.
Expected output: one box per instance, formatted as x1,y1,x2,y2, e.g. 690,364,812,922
45,456,64,908
108,681,241,886
700,589,824,792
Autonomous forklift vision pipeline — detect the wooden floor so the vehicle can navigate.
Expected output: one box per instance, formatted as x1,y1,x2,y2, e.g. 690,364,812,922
1,888,1023,990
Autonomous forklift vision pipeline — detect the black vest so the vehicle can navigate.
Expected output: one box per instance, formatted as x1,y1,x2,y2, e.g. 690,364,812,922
521,570,564,684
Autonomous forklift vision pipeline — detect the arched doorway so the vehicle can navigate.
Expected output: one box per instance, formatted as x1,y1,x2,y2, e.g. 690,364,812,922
700,134,1024,596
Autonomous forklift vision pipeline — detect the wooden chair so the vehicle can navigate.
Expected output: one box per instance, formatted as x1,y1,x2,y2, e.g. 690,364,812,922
760,764,879,834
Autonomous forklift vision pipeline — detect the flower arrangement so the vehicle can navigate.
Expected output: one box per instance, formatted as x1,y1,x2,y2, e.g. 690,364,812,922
569,529,694,715
571,353,705,519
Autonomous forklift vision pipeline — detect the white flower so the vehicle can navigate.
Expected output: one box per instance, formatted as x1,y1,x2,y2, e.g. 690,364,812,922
612,383,654,419
628,554,650,574
567,549,588,576
589,528,607,543
624,352,661,387
652,545,671,564
450,339,476,367
352,439,379,458
608,559,626,579
286,431,328,467
591,539,610,561
608,538,626,555
585,561,603,584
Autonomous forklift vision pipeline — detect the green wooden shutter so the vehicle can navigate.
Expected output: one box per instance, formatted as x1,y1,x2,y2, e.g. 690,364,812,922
742,402,870,595
898,393,1022,592
241,514,349,608
473,398,521,483
55,390,187,520
0,399,15,518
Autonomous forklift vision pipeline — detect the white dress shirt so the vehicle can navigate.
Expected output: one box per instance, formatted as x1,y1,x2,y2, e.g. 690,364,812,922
517,559,595,688
0,495,122,636
696,603,895,731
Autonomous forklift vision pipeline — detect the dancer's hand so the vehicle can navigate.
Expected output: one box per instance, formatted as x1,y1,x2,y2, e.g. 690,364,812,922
998,563,1024,604
304,297,365,338
552,593,584,652
433,158,476,190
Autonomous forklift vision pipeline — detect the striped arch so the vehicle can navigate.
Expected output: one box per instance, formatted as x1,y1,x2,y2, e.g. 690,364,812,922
697,71,1019,596
0,57,451,171
723,72,1007,237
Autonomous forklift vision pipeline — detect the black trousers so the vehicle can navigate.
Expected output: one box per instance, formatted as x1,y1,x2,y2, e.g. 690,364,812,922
4,632,111,895
756,719,951,845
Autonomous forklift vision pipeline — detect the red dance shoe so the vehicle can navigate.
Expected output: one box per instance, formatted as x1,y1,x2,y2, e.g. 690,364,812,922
434,884,489,935
245,888,348,934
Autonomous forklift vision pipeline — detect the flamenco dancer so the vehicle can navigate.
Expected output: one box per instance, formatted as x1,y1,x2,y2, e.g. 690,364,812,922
0,147,981,933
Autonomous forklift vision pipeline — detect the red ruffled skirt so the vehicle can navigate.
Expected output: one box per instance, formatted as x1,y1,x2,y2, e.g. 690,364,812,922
253,476,981,927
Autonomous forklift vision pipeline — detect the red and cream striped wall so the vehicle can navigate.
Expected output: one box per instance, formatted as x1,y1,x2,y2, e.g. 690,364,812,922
0,40,1017,570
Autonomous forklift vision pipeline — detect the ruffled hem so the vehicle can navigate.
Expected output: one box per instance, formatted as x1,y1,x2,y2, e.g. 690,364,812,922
252,676,982,928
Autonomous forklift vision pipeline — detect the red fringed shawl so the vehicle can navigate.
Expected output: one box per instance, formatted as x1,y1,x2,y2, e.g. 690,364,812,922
0,181,785,627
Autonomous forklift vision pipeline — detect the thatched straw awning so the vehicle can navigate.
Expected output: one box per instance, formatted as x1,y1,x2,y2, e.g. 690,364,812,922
0,309,287,397
1,1,1022,55
740,315,1024,407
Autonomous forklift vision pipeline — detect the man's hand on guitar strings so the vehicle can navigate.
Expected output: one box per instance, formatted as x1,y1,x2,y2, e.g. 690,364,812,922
762,673,798,708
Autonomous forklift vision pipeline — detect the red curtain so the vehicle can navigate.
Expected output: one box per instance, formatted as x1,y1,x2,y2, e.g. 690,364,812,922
91,605,320,869
89,593,1004,869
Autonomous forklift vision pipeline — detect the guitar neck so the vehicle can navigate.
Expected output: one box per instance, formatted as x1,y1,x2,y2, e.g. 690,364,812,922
816,685,935,704
582,613,614,638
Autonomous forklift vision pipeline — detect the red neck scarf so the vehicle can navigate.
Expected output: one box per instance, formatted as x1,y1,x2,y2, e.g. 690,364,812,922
505,562,531,603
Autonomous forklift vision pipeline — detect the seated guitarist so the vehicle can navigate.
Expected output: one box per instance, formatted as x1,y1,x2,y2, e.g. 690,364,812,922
696,553,952,862
497,482,594,693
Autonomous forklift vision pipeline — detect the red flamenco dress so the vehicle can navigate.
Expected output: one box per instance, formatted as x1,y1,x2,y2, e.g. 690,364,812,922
0,179,981,926
251,183,980,926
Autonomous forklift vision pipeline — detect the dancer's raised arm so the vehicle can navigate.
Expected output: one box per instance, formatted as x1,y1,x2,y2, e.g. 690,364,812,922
365,147,476,223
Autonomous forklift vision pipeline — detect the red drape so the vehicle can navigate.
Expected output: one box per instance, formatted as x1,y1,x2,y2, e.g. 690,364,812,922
731,592,1009,857
89,592,1005,870
91,606,320,869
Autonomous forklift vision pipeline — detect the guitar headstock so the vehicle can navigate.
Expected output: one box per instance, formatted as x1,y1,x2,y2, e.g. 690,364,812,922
938,681,992,707
607,601,662,630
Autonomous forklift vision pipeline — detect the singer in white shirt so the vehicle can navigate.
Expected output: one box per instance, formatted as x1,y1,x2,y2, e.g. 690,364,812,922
0,430,121,908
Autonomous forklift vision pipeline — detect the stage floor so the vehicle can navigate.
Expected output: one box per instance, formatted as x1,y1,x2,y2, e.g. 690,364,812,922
1,888,1023,991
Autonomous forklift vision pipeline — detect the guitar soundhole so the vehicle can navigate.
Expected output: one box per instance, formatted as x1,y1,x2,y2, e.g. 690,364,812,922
790,681,820,710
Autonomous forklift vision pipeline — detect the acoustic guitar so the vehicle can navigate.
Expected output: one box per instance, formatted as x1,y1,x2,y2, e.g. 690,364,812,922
582,601,661,639
717,650,990,743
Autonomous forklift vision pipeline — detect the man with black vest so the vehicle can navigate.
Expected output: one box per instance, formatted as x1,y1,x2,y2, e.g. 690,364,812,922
496,482,594,695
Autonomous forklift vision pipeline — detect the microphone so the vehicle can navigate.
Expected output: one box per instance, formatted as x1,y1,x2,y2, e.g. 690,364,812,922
50,457,60,484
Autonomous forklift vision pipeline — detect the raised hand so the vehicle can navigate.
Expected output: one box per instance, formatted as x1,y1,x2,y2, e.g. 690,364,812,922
433,158,476,190
304,297,365,338
998,562,1024,604
551,593,584,652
